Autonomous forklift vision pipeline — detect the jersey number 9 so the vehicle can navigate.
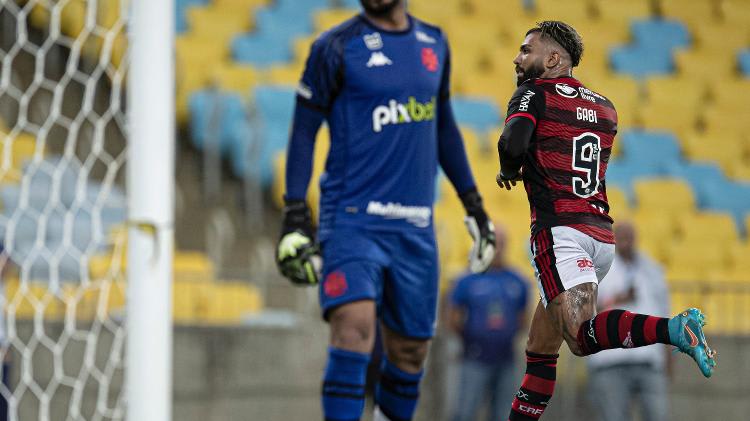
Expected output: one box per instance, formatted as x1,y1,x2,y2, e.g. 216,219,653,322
572,132,602,198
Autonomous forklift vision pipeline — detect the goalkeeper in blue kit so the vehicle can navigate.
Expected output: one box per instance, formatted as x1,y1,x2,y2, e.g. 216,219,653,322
275,1,495,420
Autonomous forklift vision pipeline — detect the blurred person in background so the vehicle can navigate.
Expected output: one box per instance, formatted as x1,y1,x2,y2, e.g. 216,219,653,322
447,223,529,421
586,221,672,421
274,0,496,420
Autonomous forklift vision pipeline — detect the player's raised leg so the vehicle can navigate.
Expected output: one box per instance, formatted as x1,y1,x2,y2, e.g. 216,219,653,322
323,300,377,421
373,325,429,421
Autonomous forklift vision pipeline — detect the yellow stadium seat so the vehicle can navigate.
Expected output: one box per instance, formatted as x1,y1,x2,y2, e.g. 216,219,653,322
293,35,318,66
89,249,215,282
720,0,750,26
0,134,40,184
186,5,253,45
173,280,211,323
265,63,304,86
668,240,729,276
213,0,269,12
409,0,465,26
682,131,746,177
212,62,261,94
606,185,631,219
674,49,738,81
689,21,750,52
665,262,707,283
657,0,721,31
584,75,641,130
678,211,739,244
314,9,358,32
465,0,526,24
592,0,653,21
454,70,515,110
531,0,591,23
632,209,679,261
638,76,705,135
633,178,695,216
175,35,229,123
711,79,750,112
701,108,749,140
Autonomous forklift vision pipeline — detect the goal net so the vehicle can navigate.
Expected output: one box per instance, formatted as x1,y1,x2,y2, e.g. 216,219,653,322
0,1,172,420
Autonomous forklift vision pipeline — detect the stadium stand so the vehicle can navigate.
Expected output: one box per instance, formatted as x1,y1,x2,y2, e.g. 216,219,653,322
20,0,748,332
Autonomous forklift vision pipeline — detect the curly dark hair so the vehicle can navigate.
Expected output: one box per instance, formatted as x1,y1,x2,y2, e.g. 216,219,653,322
526,21,584,67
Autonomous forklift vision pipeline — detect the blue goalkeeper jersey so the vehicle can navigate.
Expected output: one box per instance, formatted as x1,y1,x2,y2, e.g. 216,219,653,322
296,14,453,240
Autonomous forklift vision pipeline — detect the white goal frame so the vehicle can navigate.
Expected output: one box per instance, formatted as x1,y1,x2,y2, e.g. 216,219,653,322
126,1,174,420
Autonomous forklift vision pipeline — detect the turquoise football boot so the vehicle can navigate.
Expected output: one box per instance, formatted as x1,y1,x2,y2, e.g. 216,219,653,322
668,308,717,378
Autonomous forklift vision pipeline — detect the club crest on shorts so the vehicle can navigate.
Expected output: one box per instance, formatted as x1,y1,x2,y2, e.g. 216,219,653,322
324,271,348,298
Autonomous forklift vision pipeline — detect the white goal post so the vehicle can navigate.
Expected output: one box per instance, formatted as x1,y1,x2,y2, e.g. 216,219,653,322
126,1,174,421
0,0,174,420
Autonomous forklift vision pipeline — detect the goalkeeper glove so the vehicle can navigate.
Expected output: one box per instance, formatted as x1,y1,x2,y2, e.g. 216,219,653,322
276,199,321,286
460,189,496,273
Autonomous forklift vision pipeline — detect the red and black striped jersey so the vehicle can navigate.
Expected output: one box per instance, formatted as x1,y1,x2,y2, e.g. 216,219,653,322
504,77,617,243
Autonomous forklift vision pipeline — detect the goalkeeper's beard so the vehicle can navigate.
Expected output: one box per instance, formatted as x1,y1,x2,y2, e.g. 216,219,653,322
360,0,401,17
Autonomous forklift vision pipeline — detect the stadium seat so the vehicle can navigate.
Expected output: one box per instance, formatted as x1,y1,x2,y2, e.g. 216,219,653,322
453,71,515,111
232,33,295,67
681,131,746,179
700,181,750,228
586,75,641,129
606,185,631,219
668,241,728,278
639,76,705,135
176,0,209,33
673,48,738,81
610,45,674,78
591,0,653,22
451,97,502,133
186,4,253,45
711,79,750,112
630,19,690,51
212,62,261,94
721,0,750,26
188,90,246,154
0,134,38,184
689,22,749,52
739,49,750,77
665,161,727,207
678,211,740,244
531,0,590,23
618,131,681,173
313,8,357,32
633,178,695,216
657,0,721,31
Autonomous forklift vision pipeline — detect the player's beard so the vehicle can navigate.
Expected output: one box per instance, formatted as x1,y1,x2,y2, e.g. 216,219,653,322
360,0,401,17
516,60,545,86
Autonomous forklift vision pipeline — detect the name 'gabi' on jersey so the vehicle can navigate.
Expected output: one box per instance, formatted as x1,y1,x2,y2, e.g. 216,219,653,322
296,15,451,240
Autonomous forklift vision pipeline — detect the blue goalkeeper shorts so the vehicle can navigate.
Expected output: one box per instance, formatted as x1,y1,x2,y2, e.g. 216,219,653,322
319,227,439,339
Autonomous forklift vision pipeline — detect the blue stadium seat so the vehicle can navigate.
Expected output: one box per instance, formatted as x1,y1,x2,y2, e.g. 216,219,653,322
630,19,691,51
665,162,727,207
618,130,681,173
175,0,208,33
228,85,295,185
739,49,750,77
232,0,325,66
189,90,246,155
610,45,674,78
451,97,502,133
605,160,658,198
231,33,294,67
701,181,750,229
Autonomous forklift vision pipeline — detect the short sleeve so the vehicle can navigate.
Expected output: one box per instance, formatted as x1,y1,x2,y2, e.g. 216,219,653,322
504,81,545,127
296,35,344,113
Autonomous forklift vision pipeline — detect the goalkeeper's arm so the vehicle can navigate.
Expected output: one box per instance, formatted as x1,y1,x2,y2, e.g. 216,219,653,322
437,98,495,273
277,101,325,286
